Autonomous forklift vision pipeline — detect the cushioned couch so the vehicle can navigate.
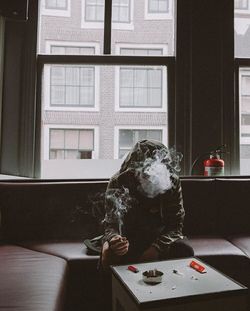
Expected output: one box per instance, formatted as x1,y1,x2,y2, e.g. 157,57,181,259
0,178,249,310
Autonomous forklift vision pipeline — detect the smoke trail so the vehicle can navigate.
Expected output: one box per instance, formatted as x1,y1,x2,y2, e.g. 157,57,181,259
105,186,135,235
137,147,183,198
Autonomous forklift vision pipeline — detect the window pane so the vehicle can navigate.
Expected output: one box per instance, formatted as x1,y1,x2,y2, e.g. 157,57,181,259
50,129,64,148
66,86,80,105
51,67,65,85
65,130,78,149
79,130,94,149
42,65,168,178
48,65,95,107
51,86,65,105
239,68,250,174
120,88,133,106
119,66,164,108
235,0,250,57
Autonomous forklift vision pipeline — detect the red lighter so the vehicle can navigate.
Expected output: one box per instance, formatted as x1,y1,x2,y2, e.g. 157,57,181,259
190,260,206,273
128,265,139,273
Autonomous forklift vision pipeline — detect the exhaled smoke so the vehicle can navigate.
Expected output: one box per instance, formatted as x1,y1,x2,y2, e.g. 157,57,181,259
137,147,183,198
105,186,135,235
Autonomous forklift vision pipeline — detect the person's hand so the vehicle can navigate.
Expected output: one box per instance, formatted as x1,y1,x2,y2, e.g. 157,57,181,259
109,235,129,256
101,235,129,269
139,245,159,262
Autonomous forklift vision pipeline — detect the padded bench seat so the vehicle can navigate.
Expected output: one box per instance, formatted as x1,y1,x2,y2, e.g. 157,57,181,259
189,236,250,287
18,241,101,311
0,245,67,311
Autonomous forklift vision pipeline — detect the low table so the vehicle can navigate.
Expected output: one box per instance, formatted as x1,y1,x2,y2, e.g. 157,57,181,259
111,257,248,311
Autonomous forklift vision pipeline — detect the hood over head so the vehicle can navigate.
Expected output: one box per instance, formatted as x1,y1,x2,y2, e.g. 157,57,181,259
117,140,179,196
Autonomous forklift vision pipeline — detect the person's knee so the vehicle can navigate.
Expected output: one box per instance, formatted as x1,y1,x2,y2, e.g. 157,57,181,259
169,239,194,259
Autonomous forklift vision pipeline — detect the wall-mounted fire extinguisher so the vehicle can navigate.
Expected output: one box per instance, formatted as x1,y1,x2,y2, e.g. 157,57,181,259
203,152,224,176
190,145,226,176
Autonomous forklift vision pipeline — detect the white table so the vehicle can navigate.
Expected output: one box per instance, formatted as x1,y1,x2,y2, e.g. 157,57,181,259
111,257,248,311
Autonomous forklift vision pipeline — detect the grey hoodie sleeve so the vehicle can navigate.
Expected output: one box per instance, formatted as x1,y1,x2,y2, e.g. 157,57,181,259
152,179,185,254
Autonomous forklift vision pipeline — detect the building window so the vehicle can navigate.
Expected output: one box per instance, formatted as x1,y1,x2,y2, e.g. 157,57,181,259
44,42,99,111
148,0,169,13
116,46,166,111
119,67,162,108
84,0,131,23
145,0,172,20
120,47,163,56
41,0,71,16
85,0,104,22
112,0,130,23
118,129,163,158
50,45,95,55
49,128,94,159
45,0,68,10
50,66,95,107
235,0,249,10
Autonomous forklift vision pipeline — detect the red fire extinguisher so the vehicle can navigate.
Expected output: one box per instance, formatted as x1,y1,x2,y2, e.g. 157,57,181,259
203,153,224,176
190,145,226,176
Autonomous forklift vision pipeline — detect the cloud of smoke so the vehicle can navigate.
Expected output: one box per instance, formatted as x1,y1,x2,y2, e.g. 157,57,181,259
137,147,183,198
105,186,135,235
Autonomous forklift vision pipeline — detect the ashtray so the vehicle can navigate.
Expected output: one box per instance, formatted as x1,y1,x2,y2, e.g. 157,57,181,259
142,269,164,284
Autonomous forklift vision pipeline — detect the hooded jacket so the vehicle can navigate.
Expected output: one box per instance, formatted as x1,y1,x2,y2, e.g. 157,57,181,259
103,140,185,259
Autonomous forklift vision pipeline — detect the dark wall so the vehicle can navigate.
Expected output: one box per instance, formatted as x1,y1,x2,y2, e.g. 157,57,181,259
1,0,38,177
176,0,235,175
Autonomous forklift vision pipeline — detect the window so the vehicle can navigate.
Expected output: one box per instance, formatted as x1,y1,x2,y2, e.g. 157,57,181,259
235,0,250,175
41,0,71,16
235,0,249,10
112,0,130,23
239,69,250,174
38,0,174,179
49,128,94,159
119,67,162,108
85,0,130,22
115,127,166,159
115,46,167,112
50,66,95,107
145,0,173,20
46,0,68,10
43,42,99,111
85,0,104,22
82,0,133,29
148,0,169,13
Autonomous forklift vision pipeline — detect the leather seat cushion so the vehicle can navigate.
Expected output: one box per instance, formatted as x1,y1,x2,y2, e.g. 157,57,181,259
0,245,67,311
188,236,250,286
18,241,101,311
228,236,250,258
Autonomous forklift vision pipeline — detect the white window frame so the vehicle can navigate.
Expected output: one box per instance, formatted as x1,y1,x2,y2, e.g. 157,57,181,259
115,44,168,112
43,124,99,160
114,125,168,159
145,0,173,20
40,0,71,17
81,0,134,30
44,41,100,112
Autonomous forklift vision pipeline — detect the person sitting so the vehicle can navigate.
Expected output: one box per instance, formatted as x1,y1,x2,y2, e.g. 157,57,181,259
101,139,194,269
